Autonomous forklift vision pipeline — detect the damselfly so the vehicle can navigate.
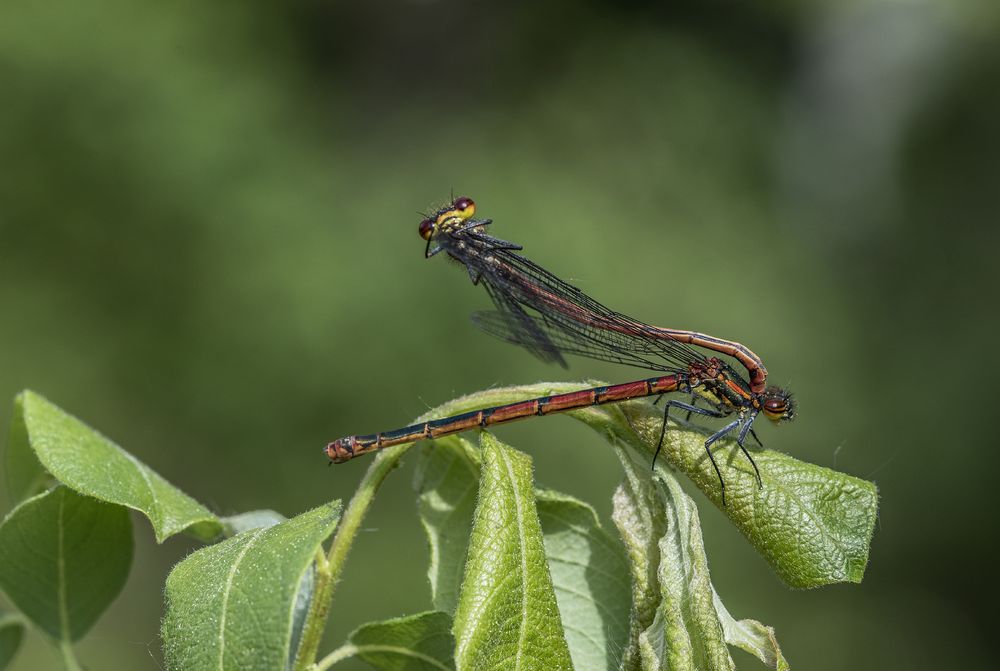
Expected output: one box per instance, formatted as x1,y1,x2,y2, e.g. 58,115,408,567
327,197,795,504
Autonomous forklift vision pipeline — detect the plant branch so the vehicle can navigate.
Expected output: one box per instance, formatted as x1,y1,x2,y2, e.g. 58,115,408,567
293,443,410,670
58,639,83,671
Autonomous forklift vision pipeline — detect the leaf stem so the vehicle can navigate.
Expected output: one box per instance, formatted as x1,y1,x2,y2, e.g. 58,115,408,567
292,444,410,670
58,639,83,671
310,643,359,671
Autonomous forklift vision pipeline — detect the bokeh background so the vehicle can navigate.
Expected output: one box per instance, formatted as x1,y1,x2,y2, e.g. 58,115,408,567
2,1,997,669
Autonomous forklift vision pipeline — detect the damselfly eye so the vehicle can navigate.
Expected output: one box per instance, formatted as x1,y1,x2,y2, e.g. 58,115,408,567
418,218,434,240
453,196,474,213
764,399,787,413
761,387,795,422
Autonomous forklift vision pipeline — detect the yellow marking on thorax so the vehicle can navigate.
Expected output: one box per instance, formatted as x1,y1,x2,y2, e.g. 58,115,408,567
434,202,476,233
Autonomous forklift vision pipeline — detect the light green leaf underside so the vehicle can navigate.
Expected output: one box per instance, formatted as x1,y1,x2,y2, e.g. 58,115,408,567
221,509,287,536
0,486,132,642
536,488,631,671
414,436,481,615
611,442,670,671
637,463,736,671
452,434,572,671
0,612,27,670
11,390,221,542
612,445,787,670
162,500,342,671
713,590,789,671
344,611,455,671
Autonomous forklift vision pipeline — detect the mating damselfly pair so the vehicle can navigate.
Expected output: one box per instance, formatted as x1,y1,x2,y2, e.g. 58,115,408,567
326,197,795,505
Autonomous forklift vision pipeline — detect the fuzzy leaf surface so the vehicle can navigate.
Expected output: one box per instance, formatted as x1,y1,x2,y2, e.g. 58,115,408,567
536,489,631,671
0,486,132,641
452,434,572,671
9,391,220,542
344,611,455,671
162,501,341,671
414,436,481,615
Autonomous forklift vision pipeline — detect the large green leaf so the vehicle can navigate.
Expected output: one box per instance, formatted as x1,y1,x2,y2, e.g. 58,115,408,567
568,388,878,589
638,471,734,671
611,446,787,671
161,500,341,671
452,434,572,671
8,390,221,542
339,611,455,671
417,436,634,670
413,436,480,615
0,486,132,642
0,612,26,671
536,489,631,671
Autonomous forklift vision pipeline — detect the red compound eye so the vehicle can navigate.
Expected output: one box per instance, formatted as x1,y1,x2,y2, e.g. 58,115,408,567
764,398,787,413
418,217,434,240
453,196,474,211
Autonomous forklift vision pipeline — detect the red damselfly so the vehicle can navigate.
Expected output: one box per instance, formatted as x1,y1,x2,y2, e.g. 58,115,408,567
327,197,795,504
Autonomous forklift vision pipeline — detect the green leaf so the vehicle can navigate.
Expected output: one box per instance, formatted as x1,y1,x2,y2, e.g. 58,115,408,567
413,436,480,615
535,489,631,671
452,434,572,671
5,394,47,504
0,612,26,671
222,509,287,536
342,611,455,671
0,486,132,642
570,391,879,589
610,445,787,671
637,471,735,671
609,446,669,671
162,500,342,671
11,390,221,542
712,590,789,671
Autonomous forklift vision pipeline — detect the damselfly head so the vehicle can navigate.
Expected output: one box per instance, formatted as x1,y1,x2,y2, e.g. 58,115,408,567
761,386,795,423
421,196,477,240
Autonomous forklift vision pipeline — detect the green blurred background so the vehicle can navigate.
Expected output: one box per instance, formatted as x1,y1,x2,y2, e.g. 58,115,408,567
2,1,997,669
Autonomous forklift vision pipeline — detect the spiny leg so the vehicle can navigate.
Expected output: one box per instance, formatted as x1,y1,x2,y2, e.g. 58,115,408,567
652,399,726,470
704,419,742,507
736,414,764,489
684,394,700,421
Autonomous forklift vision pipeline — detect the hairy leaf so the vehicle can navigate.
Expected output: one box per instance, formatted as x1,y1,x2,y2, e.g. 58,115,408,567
344,611,455,671
452,434,572,671
221,509,287,536
0,486,132,641
162,501,341,671
611,444,669,670
536,489,630,671
414,436,480,615
9,391,221,542
571,388,878,589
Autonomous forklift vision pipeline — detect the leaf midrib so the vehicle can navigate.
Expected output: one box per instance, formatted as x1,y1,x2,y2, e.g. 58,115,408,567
217,528,266,669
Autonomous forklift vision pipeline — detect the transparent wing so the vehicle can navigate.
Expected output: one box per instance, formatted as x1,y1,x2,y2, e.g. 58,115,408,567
437,228,707,374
